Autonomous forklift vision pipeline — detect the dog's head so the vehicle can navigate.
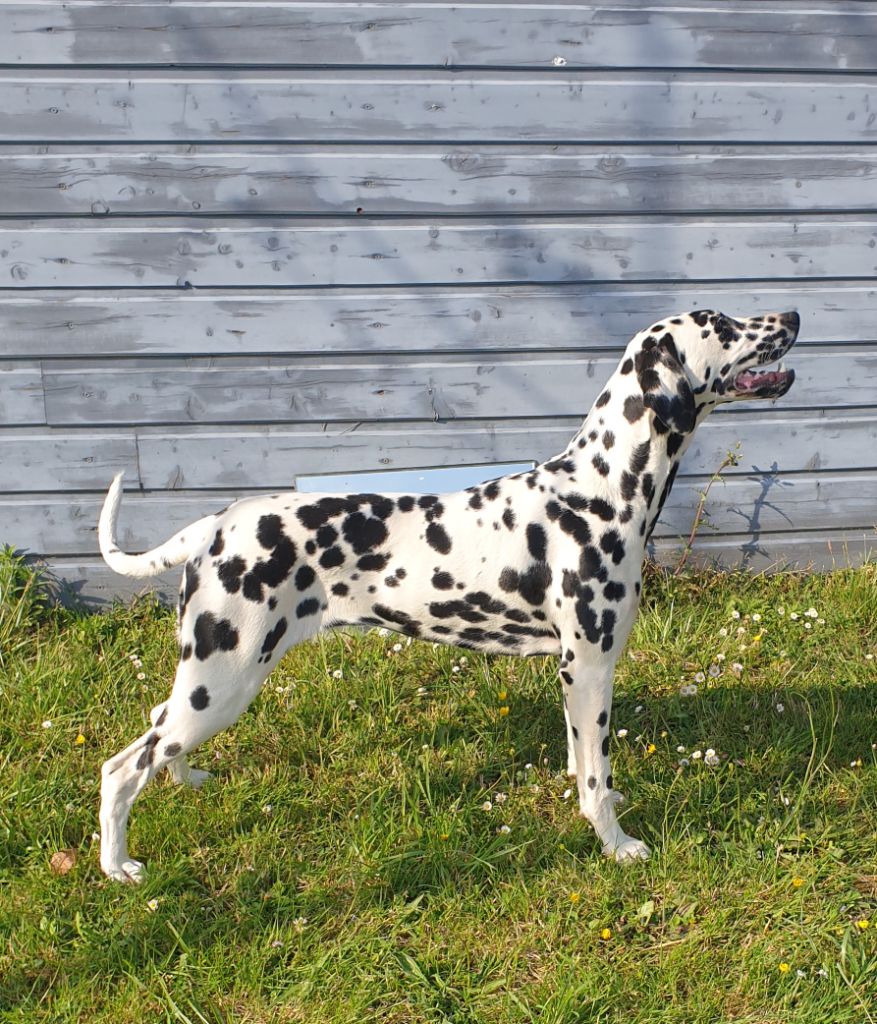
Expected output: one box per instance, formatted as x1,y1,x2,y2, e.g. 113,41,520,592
625,309,799,434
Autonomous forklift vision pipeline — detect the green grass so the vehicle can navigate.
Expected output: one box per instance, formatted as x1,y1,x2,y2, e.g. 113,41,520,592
1,550,876,1023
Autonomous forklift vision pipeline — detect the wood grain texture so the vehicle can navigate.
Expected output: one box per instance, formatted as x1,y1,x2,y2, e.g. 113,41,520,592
39,347,875,427
3,411,872,493
39,526,877,607
2,70,877,143
2,145,877,216
6,473,875,557
2,283,875,359
4,2,877,71
2,217,877,288
0,365,45,425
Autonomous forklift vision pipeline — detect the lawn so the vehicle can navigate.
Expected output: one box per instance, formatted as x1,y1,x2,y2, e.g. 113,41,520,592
1,551,876,1023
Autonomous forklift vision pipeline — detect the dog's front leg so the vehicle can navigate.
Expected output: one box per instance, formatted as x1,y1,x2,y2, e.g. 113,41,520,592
563,657,650,862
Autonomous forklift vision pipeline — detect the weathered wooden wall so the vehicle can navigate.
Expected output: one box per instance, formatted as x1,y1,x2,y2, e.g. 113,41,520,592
0,1,875,602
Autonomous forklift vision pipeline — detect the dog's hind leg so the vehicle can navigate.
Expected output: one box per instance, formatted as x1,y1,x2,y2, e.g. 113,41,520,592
149,701,211,788
100,610,322,883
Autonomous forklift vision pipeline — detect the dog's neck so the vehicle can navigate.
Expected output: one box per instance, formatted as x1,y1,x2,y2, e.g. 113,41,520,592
547,364,700,548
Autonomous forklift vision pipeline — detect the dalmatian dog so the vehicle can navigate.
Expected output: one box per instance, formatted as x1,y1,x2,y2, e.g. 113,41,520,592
97,308,799,882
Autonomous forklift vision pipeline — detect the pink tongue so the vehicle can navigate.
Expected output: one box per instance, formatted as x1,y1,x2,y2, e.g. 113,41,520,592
738,370,783,390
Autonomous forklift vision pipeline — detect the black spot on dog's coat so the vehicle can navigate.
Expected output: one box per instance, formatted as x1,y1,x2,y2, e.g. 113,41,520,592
193,612,239,661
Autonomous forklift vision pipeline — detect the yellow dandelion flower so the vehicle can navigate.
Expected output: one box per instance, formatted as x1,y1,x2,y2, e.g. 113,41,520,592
778,962,791,974
856,919,870,931
752,632,764,644
834,926,844,936
440,833,449,841
645,743,657,756
498,690,508,701
499,706,510,717
569,892,580,904
792,877,804,888
600,927,612,940
74,734,86,746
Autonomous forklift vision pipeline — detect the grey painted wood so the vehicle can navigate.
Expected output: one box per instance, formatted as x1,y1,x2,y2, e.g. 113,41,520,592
3,217,877,288
6,473,874,557
40,526,877,607
0,432,138,492
2,283,875,359
40,347,875,427
3,145,877,217
4,411,874,493
4,2,877,71
0,365,45,425
3,70,877,143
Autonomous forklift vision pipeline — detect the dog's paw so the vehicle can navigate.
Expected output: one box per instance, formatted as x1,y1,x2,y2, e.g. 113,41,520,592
104,858,146,884
184,768,212,789
604,836,650,863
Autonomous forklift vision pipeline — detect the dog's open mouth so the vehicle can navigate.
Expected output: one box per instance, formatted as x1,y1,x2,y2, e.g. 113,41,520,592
732,362,795,398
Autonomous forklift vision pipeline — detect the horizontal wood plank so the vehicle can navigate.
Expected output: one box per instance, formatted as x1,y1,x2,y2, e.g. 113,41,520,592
1,283,875,358
6,473,875,557
2,412,873,492
2,217,877,288
0,364,45,425
3,145,877,216
4,3,877,71
38,527,877,608
2,71,877,143
39,347,874,426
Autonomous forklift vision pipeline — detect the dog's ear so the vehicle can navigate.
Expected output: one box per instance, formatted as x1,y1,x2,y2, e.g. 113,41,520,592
635,333,696,434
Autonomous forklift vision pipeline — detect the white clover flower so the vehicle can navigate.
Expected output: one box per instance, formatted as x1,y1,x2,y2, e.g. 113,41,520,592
377,627,390,637
680,684,698,697
392,642,403,652
482,800,493,812
494,792,508,804
718,627,728,637
731,610,741,620
332,669,343,679
459,656,468,666
525,762,533,770
816,968,828,979
705,749,719,767
562,788,572,800
715,653,726,662
262,804,273,815
806,607,818,618
778,606,785,616
731,662,744,676
678,758,690,767
617,728,628,738
348,699,357,709
782,796,791,806
498,824,512,834
790,612,799,621
677,745,686,753
804,622,812,630
708,664,722,677
146,899,159,911
776,703,785,713
817,618,825,625
417,686,427,695
691,749,702,760
137,672,146,680
451,665,460,673
133,659,143,669
737,626,746,635
867,653,875,661
743,724,750,732
42,720,52,728
694,671,706,684
752,613,762,623
635,705,644,713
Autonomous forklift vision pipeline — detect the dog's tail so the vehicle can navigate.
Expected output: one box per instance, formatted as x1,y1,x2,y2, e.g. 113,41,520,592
99,472,215,578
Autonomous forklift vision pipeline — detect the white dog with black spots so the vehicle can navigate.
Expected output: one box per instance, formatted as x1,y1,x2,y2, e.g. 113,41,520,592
97,308,799,882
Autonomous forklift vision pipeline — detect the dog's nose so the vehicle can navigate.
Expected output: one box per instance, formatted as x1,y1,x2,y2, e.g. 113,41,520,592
780,311,800,332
